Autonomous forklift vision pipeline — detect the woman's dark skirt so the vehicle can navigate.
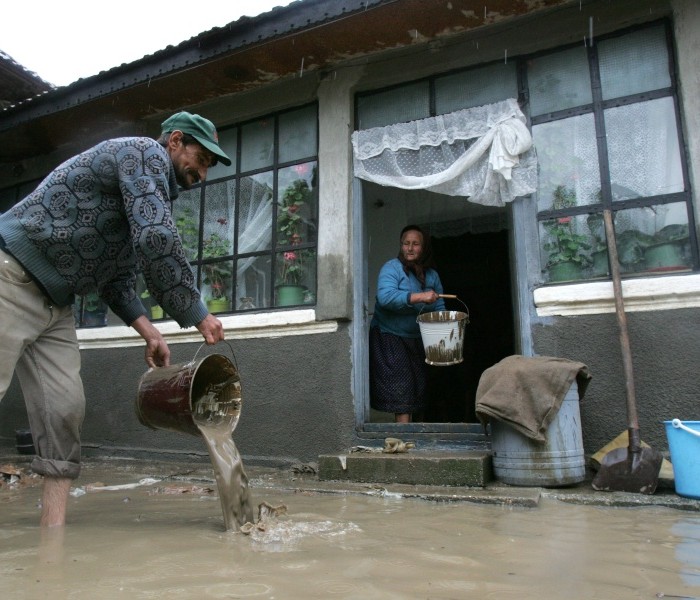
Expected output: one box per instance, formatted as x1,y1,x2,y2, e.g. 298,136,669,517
369,326,427,414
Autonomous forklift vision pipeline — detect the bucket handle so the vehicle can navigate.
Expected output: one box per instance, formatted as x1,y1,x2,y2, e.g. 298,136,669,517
672,418,700,438
192,340,238,370
417,295,469,322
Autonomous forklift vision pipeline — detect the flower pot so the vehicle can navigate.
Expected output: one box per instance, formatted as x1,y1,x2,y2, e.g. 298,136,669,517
207,298,229,313
277,284,305,306
150,305,164,319
644,241,686,272
547,260,583,283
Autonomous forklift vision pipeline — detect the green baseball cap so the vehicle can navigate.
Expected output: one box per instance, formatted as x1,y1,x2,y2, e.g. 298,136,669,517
161,111,232,166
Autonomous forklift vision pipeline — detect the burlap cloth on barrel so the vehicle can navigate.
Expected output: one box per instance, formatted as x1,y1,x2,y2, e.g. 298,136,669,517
475,355,592,442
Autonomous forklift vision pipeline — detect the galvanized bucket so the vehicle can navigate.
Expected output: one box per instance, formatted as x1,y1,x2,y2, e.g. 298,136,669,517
490,382,586,487
416,300,469,366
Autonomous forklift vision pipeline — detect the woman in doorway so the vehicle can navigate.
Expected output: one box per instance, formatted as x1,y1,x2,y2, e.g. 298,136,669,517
370,224,445,423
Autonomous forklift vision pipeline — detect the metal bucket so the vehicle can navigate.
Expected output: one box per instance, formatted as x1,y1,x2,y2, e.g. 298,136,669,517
416,304,469,366
135,345,241,437
490,382,586,487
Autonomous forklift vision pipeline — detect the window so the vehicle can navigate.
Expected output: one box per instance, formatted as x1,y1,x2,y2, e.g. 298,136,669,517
532,22,696,283
171,103,319,315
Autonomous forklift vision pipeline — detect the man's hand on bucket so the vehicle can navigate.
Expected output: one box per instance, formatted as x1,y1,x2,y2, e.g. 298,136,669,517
196,314,225,345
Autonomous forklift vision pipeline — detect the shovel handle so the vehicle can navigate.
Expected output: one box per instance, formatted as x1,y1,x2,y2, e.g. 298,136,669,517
672,419,700,438
603,209,640,433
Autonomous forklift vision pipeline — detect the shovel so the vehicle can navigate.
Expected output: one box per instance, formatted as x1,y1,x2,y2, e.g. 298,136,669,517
591,209,662,494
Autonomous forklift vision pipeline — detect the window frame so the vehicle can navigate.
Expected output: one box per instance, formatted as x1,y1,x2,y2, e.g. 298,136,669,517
530,20,698,284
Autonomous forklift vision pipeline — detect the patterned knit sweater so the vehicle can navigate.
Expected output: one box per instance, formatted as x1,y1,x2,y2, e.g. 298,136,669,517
0,137,208,328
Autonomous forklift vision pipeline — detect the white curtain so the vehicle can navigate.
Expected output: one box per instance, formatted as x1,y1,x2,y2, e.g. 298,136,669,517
351,98,538,207
236,178,273,304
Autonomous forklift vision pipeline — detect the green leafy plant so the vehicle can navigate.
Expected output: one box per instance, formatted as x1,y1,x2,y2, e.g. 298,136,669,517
543,185,591,267
586,213,607,253
175,207,199,261
276,178,313,287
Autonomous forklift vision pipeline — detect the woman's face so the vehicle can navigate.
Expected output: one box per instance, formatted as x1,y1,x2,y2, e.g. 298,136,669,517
400,230,423,263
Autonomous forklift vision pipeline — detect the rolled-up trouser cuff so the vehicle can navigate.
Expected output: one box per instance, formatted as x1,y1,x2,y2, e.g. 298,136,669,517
31,456,81,479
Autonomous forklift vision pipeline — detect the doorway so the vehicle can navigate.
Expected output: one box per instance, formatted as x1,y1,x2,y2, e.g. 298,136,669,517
363,182,515,425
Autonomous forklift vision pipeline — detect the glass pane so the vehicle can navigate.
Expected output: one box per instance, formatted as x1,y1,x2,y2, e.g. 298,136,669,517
202,180,235,255
613,203,691,275
202,259,233,313
279,105,317,163
277,162,318,247
533,113,601,211
136,273,165,320
356,81,430,130
239,172,274,252
275,249,317,307
599,25,670,100
605,97,683,200
206,127,237,180
240,118,274,172
435,63,518,114
528,46,592,116
236,255,271,310
540,214,594,283
79,292,109,327
201,181,235,311
173,188,201,261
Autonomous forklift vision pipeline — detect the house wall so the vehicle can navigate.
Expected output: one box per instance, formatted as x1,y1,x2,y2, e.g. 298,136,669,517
1,0,698,465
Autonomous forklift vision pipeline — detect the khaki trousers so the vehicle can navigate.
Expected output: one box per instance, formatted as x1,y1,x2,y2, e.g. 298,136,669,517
0,249,84,479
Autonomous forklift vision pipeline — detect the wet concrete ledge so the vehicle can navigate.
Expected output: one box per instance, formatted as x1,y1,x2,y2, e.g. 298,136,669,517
317,451,492,487
3,454,698,512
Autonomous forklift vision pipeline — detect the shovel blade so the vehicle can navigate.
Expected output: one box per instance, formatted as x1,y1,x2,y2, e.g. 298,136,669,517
591,445,663,494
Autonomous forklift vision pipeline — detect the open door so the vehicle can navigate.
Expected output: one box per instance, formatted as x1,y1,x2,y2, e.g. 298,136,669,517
361,182,515,426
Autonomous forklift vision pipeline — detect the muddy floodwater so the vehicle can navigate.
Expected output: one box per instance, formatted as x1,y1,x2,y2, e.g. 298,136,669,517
2,464,700,600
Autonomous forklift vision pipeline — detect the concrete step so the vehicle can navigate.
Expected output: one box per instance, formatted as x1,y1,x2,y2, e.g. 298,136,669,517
318,450,493,487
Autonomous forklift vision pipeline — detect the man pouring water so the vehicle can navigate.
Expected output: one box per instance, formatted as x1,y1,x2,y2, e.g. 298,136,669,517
0,111,230,527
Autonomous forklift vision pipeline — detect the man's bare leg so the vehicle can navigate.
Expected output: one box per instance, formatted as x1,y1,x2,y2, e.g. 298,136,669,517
40,477,71,527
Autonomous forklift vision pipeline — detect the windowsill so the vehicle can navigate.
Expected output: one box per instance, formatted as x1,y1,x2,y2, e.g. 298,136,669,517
77,308,337,350
533,273,700,317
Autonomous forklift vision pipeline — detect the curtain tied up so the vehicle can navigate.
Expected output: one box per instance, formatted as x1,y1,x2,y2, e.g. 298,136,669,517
351,98,538,207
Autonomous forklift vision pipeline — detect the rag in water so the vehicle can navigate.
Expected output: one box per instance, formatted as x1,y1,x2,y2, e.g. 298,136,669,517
475,355,591,442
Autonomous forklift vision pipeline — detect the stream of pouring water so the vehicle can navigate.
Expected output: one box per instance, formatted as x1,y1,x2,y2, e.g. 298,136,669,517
196,421,255,530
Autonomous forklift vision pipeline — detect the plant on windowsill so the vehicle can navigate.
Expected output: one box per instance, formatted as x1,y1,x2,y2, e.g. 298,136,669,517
644,223,690,272
276,178,313,306
543,185,591,282
202,232,231,313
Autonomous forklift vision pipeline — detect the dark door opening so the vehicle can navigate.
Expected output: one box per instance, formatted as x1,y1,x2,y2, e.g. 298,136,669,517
421,229,515,423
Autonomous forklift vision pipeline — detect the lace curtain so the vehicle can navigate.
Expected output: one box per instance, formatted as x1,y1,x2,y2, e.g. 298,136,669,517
351,98,538,207
236,177,273,303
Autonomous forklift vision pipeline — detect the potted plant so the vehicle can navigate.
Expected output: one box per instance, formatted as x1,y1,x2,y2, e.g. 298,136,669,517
543,185,591,282
644,223,689,271
276,178,312,306
202,232,231,313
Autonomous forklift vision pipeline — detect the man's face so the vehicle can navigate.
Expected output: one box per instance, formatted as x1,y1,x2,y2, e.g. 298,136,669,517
167,131,216,190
